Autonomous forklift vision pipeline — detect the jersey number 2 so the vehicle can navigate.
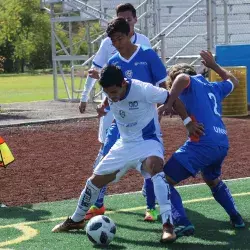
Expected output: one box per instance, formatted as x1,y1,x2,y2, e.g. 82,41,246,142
208,93,221,116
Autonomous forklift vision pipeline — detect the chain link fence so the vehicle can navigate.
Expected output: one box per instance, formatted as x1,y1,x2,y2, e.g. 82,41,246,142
214,0,250,46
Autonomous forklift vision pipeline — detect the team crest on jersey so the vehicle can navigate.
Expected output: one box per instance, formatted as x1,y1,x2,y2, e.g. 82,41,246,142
119,110,126,118
129,101,139,110
125,70,133,79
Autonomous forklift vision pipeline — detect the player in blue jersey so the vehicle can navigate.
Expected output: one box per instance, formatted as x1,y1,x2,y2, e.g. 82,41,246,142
158,50,245,238
90,17,168,222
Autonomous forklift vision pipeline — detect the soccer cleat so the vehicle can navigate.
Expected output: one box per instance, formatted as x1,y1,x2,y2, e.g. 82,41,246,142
84,205,106,220
144,209,159,221
230,213,245,228
51,217,85,233
160,222,176,243
174,224,195,238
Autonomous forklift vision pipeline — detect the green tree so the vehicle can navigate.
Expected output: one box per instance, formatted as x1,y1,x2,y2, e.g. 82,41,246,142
0,0,51,72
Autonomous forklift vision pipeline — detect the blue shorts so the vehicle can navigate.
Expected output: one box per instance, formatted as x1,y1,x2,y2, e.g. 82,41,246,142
164,143,228,183
102,121,120,156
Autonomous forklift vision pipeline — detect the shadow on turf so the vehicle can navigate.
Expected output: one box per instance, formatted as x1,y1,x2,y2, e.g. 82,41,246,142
112,208,249,249
0,204,51,221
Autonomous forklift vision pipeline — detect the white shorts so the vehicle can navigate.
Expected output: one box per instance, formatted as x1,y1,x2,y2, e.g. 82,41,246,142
98,110,114,143
93,139,164,182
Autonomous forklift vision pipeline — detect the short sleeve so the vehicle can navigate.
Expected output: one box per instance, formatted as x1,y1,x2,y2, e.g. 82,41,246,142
142,81,169,104
146,49,167,86
142,37,151,48
92,39,109,69
213,79,234,100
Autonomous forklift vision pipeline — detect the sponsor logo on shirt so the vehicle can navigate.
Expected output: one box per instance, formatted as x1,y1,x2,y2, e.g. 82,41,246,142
119,110,126,118
111,62,121,69
117,121,137,127
125,70,133,79
213,126,227,135
129,101,139,110
134,61,148,66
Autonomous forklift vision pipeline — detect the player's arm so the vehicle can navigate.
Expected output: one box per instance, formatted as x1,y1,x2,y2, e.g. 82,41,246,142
200,50,239,89
79,39,108,113
147,49,167,87
161,73,190,114
96,96,109,118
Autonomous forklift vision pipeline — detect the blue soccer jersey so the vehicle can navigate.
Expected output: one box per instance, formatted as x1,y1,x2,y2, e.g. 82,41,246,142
179,74,234,147
108,45,167,86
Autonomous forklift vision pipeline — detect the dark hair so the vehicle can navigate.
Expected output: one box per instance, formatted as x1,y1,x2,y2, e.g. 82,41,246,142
99,65,124,88
116,3,136,17
166,63,197,89
106,17,130,37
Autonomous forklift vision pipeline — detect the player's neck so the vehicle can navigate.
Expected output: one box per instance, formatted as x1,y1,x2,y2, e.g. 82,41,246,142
129,32,135,39
120,44,138,60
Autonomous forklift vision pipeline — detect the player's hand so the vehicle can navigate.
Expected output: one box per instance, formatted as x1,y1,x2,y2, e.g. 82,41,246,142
158,103,173,121
88,69,100,80
79,101,87,113
200,50,217,69
96,104,107,118
186,121,205,138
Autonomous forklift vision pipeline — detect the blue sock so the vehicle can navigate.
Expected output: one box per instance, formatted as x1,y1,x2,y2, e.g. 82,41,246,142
94,186,107,208
170,185,191,226
211,180,238,216
144,178,156,209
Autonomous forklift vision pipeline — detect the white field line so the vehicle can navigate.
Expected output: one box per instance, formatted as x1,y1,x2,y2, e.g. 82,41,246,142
108,176,250,197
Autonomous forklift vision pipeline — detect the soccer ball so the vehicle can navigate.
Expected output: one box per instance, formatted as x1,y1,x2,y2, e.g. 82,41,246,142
86,215,116,245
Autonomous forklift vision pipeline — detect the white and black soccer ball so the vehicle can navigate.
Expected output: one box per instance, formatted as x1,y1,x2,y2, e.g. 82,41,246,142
86,215,116,246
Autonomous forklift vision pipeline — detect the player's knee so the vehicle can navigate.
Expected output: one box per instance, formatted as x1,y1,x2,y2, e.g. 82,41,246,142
166,175,177,186
90,171,119,188
144,156,164,176
202,175,220,188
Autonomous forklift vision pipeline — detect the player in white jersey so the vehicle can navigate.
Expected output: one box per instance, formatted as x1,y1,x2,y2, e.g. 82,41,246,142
79,3,150,144
78,4,153,220
52,65,203,242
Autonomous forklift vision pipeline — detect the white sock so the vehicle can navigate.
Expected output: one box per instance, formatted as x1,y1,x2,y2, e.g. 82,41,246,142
151,172,173,225
71,178,100,222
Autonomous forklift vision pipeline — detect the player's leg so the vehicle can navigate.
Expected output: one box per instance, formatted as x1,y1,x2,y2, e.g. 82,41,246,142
164,155,195,238
85,121,119,220
201,146,245,228
51,171,119,233
142,154,176,242
84,111,115,219
143,175,158,221
52,140,128,233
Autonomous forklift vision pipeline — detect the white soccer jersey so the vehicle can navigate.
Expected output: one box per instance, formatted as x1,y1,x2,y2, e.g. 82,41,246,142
92,33,151,69
108,79,168,142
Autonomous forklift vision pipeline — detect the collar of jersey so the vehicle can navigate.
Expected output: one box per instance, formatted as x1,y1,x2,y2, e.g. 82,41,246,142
120,79,132,101
118,44,141,63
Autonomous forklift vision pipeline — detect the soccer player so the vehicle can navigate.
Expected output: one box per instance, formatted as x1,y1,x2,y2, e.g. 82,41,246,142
158,50,245,237
79,3,150,144
88,17,167,222
78,3,152,220
52,65,203,242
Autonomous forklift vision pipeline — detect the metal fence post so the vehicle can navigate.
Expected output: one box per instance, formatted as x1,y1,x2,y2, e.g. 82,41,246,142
206,0,213,52
160,34,166,67
223,0,229,44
